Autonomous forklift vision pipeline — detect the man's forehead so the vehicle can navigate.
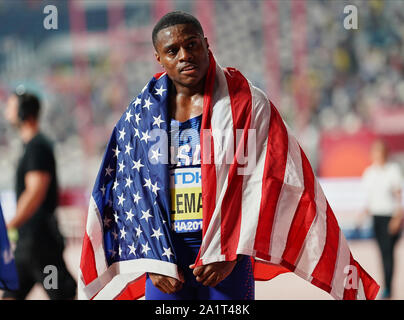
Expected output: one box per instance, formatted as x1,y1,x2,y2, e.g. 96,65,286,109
156,24,202,46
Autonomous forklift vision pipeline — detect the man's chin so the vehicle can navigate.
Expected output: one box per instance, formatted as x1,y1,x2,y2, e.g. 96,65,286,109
178,75,204,88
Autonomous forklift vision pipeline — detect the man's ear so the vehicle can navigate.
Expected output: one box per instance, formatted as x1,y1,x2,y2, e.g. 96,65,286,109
154,51,162,67
204,37,210,50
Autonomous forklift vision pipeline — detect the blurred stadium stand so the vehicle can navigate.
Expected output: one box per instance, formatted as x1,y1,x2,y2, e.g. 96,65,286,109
0,0,404,242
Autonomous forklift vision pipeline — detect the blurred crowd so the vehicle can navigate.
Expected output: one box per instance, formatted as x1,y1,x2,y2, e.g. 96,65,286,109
0,0,403,190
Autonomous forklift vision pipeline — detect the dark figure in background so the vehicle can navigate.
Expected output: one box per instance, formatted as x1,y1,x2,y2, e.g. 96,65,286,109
359,140,403,299
2,90,77,300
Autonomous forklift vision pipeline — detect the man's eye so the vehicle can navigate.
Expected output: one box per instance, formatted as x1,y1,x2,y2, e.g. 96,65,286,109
167,48,177,55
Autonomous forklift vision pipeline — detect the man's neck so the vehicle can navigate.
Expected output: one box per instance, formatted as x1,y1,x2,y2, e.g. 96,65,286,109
19,122,39,144
170,79,205,121
172,76,205,97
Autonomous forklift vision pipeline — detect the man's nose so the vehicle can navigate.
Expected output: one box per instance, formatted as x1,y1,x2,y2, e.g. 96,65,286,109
178,47,193,62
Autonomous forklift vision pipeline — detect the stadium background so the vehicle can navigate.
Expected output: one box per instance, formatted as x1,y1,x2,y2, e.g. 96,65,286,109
0,0,403,299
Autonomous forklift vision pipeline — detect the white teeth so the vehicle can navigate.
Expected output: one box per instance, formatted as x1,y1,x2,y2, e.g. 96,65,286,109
183,66,195,71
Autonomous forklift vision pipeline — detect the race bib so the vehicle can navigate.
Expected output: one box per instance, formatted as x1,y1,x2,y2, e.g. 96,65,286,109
170,167,203,233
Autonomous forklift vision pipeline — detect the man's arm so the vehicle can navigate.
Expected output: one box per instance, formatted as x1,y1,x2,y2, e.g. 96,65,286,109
7,171,51,230
388,189,403,235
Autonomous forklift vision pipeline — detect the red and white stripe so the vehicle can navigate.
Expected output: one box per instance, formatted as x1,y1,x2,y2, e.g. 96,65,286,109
196,55,379,300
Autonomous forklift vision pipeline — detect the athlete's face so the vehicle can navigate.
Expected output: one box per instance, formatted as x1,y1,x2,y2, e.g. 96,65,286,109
154,24,210,90
4,94,19,127
371,141,388,165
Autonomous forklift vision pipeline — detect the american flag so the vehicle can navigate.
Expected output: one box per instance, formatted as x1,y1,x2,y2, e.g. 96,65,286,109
78,52,379,300
0,203,19,291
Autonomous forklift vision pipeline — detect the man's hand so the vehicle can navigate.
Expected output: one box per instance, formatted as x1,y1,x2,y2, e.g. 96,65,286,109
148,271,184,294
388,213,403,235
190,259,237,287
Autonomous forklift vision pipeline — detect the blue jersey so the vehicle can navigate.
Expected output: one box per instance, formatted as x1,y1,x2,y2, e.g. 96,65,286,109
168,114,203,246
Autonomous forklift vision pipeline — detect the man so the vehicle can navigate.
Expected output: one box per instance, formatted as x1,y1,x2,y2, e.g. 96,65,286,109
145,12,254,299
360,140,403,299
79,11,379,300
2,90,77,300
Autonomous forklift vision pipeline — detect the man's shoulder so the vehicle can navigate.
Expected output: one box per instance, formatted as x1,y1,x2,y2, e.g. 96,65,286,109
26,133,54,156
386,162,402,175
362,165,374,178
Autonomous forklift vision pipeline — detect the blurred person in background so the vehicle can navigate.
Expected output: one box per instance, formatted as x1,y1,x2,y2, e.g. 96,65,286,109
1,89,77,300
359,140,403,299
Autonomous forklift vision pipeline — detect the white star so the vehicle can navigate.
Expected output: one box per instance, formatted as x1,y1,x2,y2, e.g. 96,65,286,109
135,225,142,237
134,97,141,107
100,185,106,196
125,109,133,122
125,142,133,155
140,209,152,222
118,128,126,140
113,211,119,223
142,97,153,110
132,159,144,172
151,148,162,161
141,242,151,256
151,181,160,195
134,127,140,138
118,161,125,173
140,130,151,143
154,85,167,97
120,226,127,239
125,175,133,188
162,247,174,260
111,229,118,240
143,177,152,189
151,227,163,240
128,243,136,256
117,193,126,206
152,114,165,128
105,165,114,177
135,113,141,126
118,245,122,257
103,215,112,228
125,208,134,222
133,191,142,204
112,146,120,158
112,179,119,191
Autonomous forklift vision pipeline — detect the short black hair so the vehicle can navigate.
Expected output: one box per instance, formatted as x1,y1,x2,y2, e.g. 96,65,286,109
14,91,41,121
152,11,204,49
